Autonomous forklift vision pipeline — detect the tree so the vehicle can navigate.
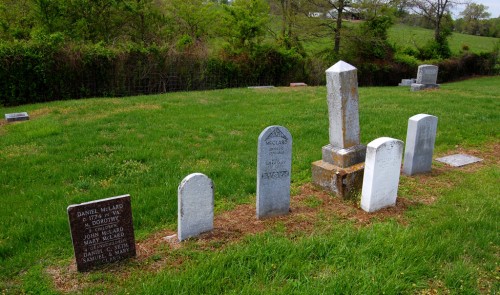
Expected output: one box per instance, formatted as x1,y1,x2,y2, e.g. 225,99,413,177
408,0,464,58
270,0,302,48
220,0,270,52
302,0,352,56
459,3,490,35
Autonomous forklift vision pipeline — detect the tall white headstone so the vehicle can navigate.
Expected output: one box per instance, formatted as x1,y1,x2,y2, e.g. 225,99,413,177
312,61,366,199
257,126,292,219
361,137,404,213
178,173,214,241
403,114,438,176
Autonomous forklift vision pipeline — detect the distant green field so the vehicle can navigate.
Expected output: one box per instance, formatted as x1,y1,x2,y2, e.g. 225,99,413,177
299,22,499,56
388,24,499,54
1,76,499,294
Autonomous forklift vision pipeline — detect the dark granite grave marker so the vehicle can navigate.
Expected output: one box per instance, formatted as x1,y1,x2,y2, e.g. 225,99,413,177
67,195,136,272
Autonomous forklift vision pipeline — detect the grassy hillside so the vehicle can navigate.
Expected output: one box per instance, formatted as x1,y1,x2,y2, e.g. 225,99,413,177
0,77,499,293
388,24,499,54
300,22,499,56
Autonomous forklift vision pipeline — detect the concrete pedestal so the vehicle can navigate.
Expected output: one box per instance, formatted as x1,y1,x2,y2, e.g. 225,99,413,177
312,161,364,200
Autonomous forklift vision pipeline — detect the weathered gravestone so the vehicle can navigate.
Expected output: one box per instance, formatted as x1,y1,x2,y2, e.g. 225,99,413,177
361,137,404,213
311,61,366,200
403,114,438,176
257,125,292,219
5,112,29,122
398,79,416,86
67,195,136,272
411,65,439,91
178,173,214,241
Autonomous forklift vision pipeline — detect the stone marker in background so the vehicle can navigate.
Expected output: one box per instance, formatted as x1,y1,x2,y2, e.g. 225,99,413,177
290,82,307,87
312,61,366,200
248,86,275,89
411,65,439,91
435,154,483,167
403,114,438,176
178,173,214,241
5,112,29,122
257,125,292,219
67,195,136,272
361,137,404,213
398,78,415,86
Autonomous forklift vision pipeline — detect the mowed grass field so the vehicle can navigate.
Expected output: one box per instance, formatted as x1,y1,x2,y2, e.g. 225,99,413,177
0,76,499,294
388,24,500,54
301,22,499,56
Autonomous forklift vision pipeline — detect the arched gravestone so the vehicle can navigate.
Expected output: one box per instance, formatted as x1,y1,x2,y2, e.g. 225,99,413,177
403,114,438,176
361,137,404,213
256,126,292,219
178,173,214,241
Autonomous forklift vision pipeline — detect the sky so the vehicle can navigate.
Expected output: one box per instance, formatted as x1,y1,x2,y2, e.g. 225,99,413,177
450,0,500,19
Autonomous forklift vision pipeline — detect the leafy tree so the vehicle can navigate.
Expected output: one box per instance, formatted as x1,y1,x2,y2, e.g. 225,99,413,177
408,0,463,45
163,0,218,48
0,0,34,40
270,0,302,49
300,0,353,56
459,3,490,35
121,0,167,44
220,0,270,53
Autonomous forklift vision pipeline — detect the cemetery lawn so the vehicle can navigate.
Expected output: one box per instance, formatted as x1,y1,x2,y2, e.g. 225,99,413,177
1,76,499,294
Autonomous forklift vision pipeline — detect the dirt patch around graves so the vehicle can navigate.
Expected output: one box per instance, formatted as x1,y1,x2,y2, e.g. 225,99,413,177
46,142,499,293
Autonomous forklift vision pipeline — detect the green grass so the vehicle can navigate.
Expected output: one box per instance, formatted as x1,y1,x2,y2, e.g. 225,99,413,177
388,24,500,54
1,76,499,293
300,22,499,56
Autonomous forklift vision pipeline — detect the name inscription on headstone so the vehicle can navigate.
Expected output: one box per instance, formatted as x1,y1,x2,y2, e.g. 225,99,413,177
67,195,136,272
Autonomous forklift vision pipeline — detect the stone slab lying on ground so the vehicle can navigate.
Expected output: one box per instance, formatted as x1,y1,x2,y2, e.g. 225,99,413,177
290,82,307,87
247,86,275,89
435,154,483,167
398,79,415,86
5,112,29,122
67,195,136,272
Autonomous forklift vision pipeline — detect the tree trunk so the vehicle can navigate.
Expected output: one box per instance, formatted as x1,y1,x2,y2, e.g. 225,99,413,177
334,6,343,54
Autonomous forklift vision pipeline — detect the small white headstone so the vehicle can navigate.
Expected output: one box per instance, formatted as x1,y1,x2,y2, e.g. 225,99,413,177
257,126,292,219
178,173,214,241
403,114,438,176
361,137,404,213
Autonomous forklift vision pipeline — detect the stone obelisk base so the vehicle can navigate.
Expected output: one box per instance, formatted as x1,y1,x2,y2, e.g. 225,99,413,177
312,144,366,200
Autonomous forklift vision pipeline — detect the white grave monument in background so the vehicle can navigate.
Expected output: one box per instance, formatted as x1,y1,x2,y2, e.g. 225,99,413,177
403,114,438,176
257,126,292,219
361,137,404,213
312,61,366,200
178,173,214,241
411,65,439,91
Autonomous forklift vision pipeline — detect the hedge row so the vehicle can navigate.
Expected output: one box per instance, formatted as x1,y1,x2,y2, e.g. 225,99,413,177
0,42,497,106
